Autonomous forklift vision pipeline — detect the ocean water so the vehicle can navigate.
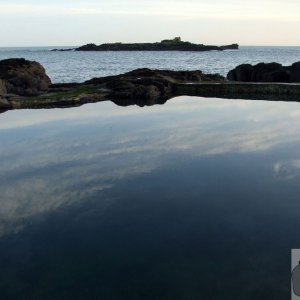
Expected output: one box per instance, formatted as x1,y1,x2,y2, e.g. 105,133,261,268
0,46,299,83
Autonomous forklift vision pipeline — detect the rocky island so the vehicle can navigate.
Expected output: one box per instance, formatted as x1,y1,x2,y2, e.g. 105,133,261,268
52,37,239,52
1,58,300,111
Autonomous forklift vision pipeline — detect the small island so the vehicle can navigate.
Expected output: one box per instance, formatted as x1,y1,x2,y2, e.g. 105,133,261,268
52,37,239,52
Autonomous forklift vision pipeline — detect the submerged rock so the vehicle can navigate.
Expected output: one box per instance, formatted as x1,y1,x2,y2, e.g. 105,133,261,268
0,58,51,96
227,62,300,83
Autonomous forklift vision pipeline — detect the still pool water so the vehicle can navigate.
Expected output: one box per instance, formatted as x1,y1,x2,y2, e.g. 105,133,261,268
1,97,300,299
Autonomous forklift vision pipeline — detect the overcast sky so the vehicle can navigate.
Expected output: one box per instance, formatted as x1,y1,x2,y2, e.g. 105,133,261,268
1,0,300,46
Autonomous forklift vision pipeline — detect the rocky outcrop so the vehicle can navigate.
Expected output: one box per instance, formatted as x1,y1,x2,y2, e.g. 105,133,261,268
227,62,300,83
2,62,300,112
107,77,172,103
85,68,225,101
0,58,51,96
123,69,225,82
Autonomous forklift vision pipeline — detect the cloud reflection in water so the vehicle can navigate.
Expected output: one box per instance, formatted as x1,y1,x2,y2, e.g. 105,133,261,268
1,96,300,236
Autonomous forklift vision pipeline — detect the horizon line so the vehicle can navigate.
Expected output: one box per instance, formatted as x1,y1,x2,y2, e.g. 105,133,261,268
0,44,300,48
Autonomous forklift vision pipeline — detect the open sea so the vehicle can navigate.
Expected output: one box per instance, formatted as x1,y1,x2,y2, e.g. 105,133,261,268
1,47,300,300
0,46,299,82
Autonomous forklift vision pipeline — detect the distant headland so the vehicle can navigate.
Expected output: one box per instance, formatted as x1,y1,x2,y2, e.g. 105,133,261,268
52,37,239,52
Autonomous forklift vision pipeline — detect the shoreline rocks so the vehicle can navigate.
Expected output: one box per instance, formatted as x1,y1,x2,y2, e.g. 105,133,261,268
0,58,51,96
86,68,226,101
227,62,300,83
1,58,300,111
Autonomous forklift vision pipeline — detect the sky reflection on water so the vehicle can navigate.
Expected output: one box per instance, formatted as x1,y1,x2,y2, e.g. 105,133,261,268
1,97,300,299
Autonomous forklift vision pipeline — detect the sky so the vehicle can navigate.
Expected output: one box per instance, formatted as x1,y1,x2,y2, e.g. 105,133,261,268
0,0,300,46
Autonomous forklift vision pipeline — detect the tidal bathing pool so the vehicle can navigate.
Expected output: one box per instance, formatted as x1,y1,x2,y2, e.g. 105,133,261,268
0,96,300,299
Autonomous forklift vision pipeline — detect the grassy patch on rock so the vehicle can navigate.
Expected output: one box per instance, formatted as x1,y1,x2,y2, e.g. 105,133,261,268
8,85,109,109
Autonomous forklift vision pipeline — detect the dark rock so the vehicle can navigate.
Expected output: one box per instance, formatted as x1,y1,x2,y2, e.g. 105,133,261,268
290,62,300,82
202,73,225,82
112,96,167,107
0,58,51,96
85,68,225,102
132,85,161,100
251,62,283,82
85,68,225,86
0,79,7,96
107,80,137,99
0,98,12,109
261,70,290,83
227,62,300,83
227,64,254,81
106,79,136,91
107,77,172,101
3,62,300,110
